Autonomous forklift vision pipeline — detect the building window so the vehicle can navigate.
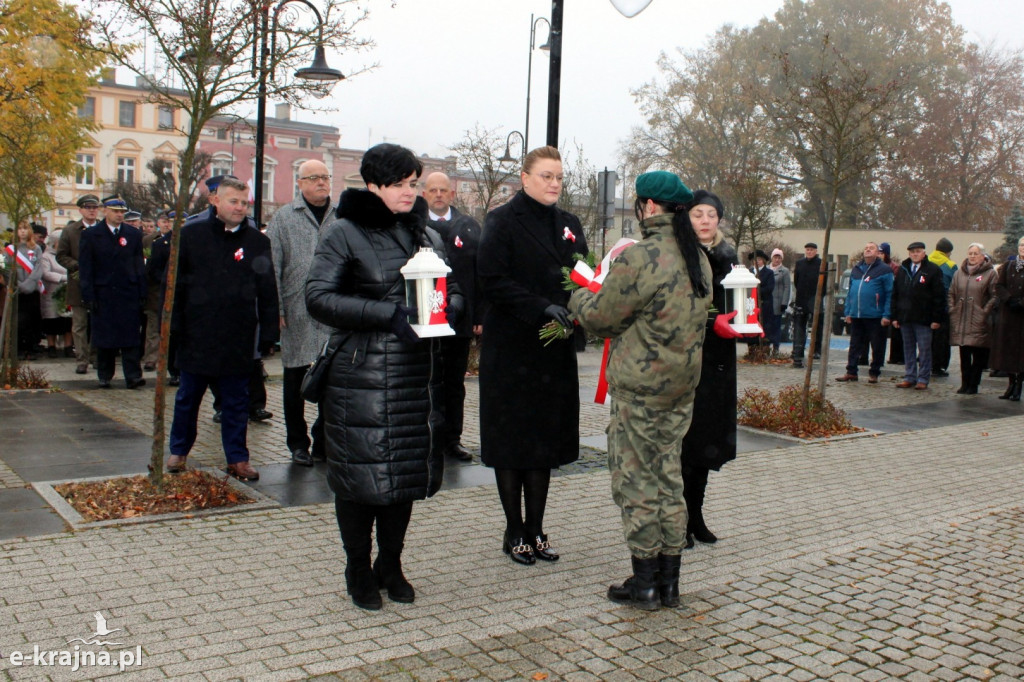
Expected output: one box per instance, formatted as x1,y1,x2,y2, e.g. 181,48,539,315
75,153,95,187
216,128,227,140
262,168,274,203
158,107,174,129
78,97,95,120
298,137,309,149
117,157,136,184
210,158,233,181
119,101,136,128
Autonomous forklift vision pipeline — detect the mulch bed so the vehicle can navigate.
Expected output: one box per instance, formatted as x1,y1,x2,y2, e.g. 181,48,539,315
54,470,255,522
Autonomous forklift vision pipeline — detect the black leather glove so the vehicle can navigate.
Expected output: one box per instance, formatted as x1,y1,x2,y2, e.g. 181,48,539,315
446,293,465,328
258,340,276,357
544,304,572,328
391,304,419,343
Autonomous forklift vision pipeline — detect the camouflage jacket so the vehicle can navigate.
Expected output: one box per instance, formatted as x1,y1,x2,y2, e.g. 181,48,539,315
569,213,712,408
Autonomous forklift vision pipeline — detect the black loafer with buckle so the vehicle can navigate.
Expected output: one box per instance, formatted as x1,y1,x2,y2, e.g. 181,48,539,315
531,534,559,562
502,533,535,565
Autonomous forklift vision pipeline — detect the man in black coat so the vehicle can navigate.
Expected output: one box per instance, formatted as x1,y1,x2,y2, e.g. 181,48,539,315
791,242,823,368
78,197,147,389
423,172,483,461
166,177,279,482
891,241,946,390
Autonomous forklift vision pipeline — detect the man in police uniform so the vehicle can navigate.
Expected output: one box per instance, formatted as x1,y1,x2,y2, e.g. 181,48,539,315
78,197,147,388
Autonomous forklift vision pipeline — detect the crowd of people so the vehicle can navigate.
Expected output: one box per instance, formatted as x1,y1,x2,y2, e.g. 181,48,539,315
5,144,1024,615
832,237,1024,397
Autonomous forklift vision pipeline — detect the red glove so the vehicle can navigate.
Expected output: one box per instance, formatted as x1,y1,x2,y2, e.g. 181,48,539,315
713,311,743,339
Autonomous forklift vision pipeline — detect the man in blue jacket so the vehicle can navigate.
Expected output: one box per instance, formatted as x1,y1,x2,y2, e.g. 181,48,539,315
836,242,893,383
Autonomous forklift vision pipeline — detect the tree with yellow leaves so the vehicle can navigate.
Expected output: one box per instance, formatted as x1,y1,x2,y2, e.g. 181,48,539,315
0,0,108,381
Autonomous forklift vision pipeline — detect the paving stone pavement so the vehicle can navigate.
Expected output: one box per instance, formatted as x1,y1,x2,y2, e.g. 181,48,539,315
2,345,1023,680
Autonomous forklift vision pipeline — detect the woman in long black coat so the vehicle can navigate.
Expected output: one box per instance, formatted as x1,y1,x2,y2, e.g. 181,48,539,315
682,191,739,547
305,144,463,611
991,236,1024,400
477,145,588,566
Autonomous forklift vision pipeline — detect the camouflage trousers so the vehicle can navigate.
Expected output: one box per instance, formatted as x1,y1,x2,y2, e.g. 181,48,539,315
607,397,694,559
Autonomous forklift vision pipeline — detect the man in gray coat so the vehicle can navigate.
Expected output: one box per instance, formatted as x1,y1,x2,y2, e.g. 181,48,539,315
57,194,102,374
266,159,335,466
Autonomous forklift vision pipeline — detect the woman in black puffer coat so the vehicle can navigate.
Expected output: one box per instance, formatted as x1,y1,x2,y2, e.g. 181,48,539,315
681,191,741,548
305,144,463,611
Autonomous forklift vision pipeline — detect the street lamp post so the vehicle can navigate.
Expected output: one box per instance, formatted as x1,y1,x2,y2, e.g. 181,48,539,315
525,14,550,151
545,0,563,147
498,130,526,167
252,0,343,227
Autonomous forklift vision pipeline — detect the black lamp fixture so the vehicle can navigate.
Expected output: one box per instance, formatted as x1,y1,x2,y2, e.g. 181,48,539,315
499,130,526,167
251,0,343,225
524,14,551,151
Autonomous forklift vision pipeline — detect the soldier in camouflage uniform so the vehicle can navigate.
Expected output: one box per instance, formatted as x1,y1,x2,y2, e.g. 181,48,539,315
569,171,712,610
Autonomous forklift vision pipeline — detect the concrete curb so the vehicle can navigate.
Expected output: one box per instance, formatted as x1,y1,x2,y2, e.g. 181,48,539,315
31,467,279,531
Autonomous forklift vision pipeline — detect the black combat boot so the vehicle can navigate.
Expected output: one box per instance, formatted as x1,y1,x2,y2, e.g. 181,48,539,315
1011,376,1023,402
608,556,660,611
657,553,682,608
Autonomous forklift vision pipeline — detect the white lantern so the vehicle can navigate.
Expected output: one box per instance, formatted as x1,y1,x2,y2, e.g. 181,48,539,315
720,265,764,335
399,247,455,338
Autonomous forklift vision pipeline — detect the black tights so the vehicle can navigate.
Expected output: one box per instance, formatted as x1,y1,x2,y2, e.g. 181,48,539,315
494,468,551,539
334,498,413,565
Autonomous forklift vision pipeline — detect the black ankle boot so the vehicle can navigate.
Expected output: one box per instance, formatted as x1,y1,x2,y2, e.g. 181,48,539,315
608,556,660,611
999,375,1016,399
657,554,681,608
688,510,718,544
345,562,382,611
373,554,415,603
1003,374,1019,401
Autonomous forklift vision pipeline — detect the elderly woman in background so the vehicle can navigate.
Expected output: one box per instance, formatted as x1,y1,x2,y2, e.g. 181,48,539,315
477,145,588,566
768,248,791,354
948,243,998,395
39,231,72,358
305,143,464,611
991,236,1024,401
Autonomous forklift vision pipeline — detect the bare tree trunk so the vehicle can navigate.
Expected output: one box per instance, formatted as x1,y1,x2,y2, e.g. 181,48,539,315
149,147,196,488
1,260,21,382
801,187,841,413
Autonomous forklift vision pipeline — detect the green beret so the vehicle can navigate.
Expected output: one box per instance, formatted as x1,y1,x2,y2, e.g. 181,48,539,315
635,171,693,205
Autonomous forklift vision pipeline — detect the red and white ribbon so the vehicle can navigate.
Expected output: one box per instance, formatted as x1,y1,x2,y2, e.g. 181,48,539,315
570,238,639,404
5,245,44,292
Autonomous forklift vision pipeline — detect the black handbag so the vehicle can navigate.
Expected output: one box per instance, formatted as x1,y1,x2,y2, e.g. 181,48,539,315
300,338,339,403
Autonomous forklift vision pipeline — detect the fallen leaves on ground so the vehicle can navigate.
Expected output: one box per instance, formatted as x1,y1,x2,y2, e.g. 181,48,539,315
738,385,865,439
55,470,255,522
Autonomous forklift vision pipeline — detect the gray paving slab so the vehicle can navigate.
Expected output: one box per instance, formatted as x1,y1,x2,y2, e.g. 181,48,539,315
2,345,1024,679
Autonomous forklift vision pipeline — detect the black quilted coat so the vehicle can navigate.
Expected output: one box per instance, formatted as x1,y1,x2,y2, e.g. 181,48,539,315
305,190,461,505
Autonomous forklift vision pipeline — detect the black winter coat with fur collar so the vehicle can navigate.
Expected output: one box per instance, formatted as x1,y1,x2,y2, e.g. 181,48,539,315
305,189,462,505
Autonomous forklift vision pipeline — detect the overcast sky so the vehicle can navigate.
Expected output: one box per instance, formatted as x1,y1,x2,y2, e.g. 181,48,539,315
292,0,1024,169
